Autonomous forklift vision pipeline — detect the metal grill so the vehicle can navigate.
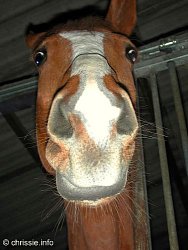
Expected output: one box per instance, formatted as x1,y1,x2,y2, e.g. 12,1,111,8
134,31,188,250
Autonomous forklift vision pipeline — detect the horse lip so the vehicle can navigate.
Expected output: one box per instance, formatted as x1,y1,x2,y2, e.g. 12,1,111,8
56,168,128,202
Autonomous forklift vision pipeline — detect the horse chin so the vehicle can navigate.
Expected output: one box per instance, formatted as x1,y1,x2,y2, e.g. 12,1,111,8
45,133,137,205
65,196,117,207
55,162,129,204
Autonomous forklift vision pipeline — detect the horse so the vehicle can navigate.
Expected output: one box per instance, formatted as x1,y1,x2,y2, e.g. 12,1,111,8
26,0,147,249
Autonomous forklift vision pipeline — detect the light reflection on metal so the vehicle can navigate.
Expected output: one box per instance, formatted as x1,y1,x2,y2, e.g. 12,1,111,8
134,31,188,77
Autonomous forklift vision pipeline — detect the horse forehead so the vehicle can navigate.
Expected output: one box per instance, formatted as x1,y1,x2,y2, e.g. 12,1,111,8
59,31,105,57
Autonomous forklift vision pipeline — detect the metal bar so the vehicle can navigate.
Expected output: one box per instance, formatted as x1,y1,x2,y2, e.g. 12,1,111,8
150,72,179,250
0,76,37,102
134,78,152,250
0,92,36,114
167,61,188,176
134,31,188,77
0,163,41,184
3,113,40,164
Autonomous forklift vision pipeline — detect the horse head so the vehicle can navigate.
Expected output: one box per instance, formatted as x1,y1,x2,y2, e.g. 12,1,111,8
26,0,138,206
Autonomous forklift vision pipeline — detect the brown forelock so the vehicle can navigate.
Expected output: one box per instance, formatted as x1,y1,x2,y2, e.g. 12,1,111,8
35,34,73,174
46,17,115,35
103,33,137,107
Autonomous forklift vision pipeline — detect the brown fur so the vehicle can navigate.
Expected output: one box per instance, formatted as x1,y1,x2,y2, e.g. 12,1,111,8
36,35,72,174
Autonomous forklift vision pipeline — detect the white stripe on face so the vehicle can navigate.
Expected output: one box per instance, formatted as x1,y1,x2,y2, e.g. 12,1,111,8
59,31,121,147
60,31,105,60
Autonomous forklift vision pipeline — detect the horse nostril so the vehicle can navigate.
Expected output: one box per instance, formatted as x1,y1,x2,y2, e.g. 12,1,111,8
116,102,137,135
48,99,73,139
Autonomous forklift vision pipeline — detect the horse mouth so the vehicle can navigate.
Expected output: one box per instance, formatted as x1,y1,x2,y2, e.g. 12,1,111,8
56,167,128,202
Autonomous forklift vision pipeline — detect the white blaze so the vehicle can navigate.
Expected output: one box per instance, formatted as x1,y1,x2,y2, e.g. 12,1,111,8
59,31,121,147
60,31,105,58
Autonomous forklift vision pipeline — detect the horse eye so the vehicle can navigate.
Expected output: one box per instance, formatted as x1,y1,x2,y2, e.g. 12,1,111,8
34,49,47,67
126,47,137,63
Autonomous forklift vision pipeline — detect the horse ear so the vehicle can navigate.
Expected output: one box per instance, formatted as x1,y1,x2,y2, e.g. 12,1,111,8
105,0,136,36
25,24,46,48
25,32,45,49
